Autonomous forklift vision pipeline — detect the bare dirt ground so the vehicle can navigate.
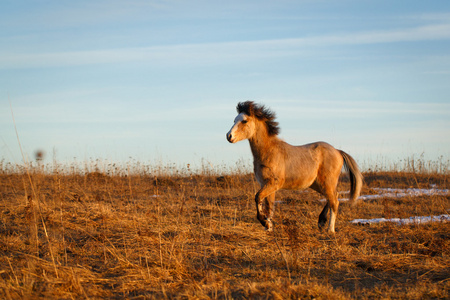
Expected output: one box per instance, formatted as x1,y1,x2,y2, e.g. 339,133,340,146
0,164,449,299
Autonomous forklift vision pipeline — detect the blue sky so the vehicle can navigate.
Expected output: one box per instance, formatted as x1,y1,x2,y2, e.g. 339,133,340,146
1,1,449,170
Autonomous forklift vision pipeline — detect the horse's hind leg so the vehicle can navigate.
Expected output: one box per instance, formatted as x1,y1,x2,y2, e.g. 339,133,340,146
313,171,340,233
317,188,339,233
318,202,329,230
327,191,339,233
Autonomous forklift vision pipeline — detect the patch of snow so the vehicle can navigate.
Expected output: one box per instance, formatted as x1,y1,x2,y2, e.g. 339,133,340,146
335,187,450,202
351,214,450,225
372,187,450,198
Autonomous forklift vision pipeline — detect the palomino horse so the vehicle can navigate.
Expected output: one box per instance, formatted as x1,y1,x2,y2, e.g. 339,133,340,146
226,101,363,233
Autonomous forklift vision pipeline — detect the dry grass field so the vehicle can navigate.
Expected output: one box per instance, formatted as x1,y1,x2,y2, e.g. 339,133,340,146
0,161,449,299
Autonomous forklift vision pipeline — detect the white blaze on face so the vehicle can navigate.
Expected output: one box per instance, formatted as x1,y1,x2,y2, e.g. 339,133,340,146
227,112,247,143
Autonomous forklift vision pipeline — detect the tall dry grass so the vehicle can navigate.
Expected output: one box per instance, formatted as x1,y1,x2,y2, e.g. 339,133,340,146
0,159,448,299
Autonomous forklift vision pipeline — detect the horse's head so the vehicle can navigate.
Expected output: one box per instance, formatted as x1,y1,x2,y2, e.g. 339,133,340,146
227,101,279,143
226,111,256,143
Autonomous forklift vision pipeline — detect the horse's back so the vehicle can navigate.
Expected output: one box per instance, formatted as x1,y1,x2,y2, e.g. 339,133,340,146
289,141,341,162
300,141,344,170
298,141,337,151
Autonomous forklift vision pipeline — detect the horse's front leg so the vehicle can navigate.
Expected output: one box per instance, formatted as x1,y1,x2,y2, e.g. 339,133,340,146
264,193,276,231
255,185,278,231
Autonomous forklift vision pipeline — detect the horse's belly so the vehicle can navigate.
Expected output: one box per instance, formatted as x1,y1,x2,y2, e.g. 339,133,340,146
282,177,314,190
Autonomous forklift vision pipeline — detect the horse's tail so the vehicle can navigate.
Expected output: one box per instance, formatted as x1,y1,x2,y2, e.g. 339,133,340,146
339,150,363,206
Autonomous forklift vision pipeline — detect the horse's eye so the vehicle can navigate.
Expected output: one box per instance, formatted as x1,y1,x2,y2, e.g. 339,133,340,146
241,120,248,124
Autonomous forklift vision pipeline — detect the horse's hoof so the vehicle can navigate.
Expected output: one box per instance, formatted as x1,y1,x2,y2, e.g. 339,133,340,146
265,220,274,232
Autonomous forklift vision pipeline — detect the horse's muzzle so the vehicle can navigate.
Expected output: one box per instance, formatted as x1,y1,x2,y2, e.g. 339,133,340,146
226,132,233,143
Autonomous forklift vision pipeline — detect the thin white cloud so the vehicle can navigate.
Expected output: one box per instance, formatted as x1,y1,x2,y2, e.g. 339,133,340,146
310,23,450,44
2,22,450,69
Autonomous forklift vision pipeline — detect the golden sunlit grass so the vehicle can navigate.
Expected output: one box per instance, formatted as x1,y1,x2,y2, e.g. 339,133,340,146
0,160,449,299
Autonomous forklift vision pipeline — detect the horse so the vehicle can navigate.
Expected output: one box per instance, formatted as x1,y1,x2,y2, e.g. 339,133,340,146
226,101,363,233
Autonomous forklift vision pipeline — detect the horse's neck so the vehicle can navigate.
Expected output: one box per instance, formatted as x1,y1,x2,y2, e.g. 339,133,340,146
248,127,279,163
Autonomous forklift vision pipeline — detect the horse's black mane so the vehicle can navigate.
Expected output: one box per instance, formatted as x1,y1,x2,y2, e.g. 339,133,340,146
236,101,280,136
